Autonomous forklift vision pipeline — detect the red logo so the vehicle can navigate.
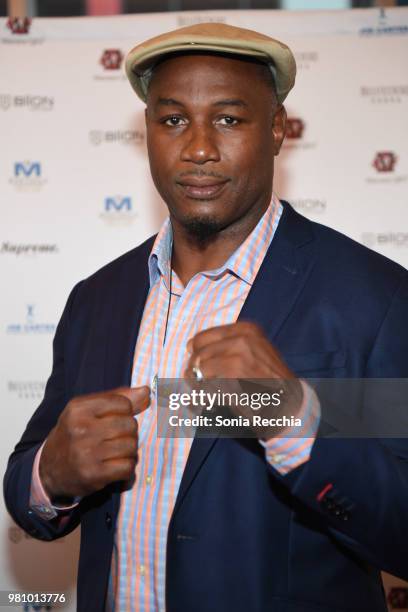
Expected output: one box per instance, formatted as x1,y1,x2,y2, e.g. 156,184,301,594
373,151,397,173
388,587,408,609
286,118,305,139
100,49,123,71
7,17,32,34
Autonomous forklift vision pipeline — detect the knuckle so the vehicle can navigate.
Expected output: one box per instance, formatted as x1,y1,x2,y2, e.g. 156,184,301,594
231,355,241,369
129,437,138,454
129,418,138,435
241,321,262,336
124,458,137,475
118,458,135,480
115,395,133,414
236,336,248,352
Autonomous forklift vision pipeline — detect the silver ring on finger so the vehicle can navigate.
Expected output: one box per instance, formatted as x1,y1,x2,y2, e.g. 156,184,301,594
192,365,205,382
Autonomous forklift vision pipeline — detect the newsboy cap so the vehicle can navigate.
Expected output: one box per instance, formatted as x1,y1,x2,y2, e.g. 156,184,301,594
125,22,296,105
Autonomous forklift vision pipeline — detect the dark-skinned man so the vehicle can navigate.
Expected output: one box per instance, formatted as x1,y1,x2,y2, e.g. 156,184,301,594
4,23,408,612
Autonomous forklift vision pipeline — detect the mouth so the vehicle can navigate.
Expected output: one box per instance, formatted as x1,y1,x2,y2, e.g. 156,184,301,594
176,179,229,200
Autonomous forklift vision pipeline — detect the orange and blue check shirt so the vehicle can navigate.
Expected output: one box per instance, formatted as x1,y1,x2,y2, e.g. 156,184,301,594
30,194,320,612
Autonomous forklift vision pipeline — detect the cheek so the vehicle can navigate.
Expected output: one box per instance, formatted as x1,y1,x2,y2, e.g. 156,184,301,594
147,133,177,185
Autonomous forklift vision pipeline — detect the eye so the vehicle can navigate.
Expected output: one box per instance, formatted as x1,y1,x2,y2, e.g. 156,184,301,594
162,116,187,127
217,116,239,126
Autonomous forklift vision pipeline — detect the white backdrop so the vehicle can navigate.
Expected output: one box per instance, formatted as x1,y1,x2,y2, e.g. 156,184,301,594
1,7,407,611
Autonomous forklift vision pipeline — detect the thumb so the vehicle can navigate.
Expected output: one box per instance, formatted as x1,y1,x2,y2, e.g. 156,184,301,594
115,385,150,416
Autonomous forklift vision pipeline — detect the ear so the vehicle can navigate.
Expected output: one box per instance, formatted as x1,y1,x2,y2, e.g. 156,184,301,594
271,104,287,156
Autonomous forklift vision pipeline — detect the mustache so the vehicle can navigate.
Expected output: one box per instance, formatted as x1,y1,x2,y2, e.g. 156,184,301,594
176,169,229,181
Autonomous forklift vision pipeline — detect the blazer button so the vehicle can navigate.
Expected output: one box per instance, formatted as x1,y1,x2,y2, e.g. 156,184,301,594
106,512,112,530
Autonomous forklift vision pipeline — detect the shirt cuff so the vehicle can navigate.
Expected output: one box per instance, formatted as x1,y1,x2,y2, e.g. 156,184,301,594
30,441,81,521
259,379,321,475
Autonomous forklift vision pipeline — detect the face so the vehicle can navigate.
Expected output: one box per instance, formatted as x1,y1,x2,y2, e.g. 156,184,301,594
145,53,286,241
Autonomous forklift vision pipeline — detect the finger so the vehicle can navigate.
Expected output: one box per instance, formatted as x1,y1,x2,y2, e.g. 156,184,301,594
92,392,135,419
188,334,294,379
101,437,138,461
101,415,138,441
114,386,151,416
187,322,263,353
101,458,137,483
186,353,246,379
187,335,255,371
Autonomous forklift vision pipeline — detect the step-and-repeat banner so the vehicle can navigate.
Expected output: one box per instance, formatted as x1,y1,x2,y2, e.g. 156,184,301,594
1,7,407,611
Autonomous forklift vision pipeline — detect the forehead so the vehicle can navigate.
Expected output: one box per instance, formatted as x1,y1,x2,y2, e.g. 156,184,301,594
147,52,270,100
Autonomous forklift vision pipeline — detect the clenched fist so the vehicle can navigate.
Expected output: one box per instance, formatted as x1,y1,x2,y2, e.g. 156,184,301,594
39,386,150,501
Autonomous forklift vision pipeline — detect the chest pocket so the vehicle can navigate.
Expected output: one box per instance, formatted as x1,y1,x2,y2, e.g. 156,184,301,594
284,349,346,376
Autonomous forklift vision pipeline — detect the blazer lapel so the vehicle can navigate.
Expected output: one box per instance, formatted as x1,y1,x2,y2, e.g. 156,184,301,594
104,237,154,391
104,237,155,516
238,201,317,339
172,202,317,515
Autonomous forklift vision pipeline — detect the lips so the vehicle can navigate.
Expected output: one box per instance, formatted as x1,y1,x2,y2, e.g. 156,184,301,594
177,179,229,200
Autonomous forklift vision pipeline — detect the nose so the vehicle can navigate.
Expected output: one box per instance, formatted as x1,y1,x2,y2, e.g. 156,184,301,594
180,124,220,164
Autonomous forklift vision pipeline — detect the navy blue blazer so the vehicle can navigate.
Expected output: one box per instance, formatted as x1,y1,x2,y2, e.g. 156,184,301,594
4,202,408,612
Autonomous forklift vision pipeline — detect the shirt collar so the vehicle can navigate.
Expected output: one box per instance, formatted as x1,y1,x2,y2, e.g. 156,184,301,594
148,193,282,288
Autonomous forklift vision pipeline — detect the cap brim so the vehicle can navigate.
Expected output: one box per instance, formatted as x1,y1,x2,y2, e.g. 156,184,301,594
125,26,296,105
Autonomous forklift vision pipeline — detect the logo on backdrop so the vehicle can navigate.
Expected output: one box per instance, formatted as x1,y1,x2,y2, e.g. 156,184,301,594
1,242,58,256
360,8,408,36
291,198,327,215
6,17,31,35
361,233,408,249
100,195,137,225
361,85,408,105
285,118,305,140
282,117,315,151
367,152,406,184
373,151,397,173
293,51,318,71
8,380,46,400
94,50,126,81
2,17,43,44
6,304,56,335
89,129,144,147
0,93,54,111
0,94,11,110
388,586,408,609
177,14,227,27
9,160,47,191
100,49,123,70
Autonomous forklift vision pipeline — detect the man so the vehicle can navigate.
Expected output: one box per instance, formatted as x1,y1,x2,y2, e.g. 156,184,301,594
4,23,408,612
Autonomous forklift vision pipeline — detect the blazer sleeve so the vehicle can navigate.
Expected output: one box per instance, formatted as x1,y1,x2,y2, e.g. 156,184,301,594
273,270,408,581
3,282,84,541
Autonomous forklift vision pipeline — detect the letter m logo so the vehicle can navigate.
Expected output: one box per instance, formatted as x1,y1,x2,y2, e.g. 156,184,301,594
104,196,132,212
14,161,41,177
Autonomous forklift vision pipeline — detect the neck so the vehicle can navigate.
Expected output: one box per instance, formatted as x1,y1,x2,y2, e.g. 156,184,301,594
171,195,272,286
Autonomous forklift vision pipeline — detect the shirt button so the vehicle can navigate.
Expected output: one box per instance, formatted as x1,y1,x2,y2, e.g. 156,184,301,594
139,564,146,576
270,454,285,464
146,475,153,485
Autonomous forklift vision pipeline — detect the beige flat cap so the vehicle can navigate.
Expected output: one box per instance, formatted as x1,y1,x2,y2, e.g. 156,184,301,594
125,22,296,105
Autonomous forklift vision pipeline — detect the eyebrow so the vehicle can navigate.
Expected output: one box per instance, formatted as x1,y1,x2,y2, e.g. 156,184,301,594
213,99,249,108
156,98,184,107
155,97,249,109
